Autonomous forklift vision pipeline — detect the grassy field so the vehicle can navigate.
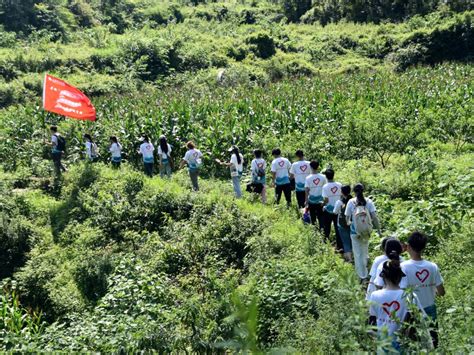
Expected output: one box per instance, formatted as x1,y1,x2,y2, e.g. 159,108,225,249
0,0,473,352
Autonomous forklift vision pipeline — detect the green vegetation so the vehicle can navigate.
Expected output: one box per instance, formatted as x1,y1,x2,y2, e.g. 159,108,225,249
0,0,473,352
0,1,473,108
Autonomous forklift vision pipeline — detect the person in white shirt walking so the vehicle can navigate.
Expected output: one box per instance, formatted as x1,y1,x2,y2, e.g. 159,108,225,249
322,168,343,251
305,161,327,229
270,148,292,207
180,141,203,191
250,149,267,203
290,150,310,209
333,185,353,262
138,134,154,177
401,231,445,348
157,135,172,178
109,136,122,168
83,134,98,162
217,145,244,198
345,183,382,281
368,258,425,353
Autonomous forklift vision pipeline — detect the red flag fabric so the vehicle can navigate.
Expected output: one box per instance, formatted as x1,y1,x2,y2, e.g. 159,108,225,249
42,74,96,121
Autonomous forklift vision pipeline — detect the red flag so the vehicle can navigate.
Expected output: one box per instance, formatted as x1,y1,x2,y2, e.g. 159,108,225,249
42,74,96,121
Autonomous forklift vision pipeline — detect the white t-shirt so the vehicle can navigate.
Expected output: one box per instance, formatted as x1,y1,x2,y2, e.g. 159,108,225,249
230,153,244,177
109,142,121,158
271,157,291,185
345,198,376,235
51,134,59,152
369,289,424,337
290,160,310,191
85,141,97,159
157,144,172,161
184,148,203,170
251,158,266,184
305,173,327,204
140,142,154,162
322,181,342,213
400,259,444,308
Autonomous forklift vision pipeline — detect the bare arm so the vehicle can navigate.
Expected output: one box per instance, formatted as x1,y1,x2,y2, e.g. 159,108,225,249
436,284,446,297
371,212,382,236
179,159,187,169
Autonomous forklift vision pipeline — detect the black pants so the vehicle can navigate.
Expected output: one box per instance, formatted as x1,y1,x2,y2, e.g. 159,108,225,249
52,152,66,175
112,161,121,169
275,183,291,206
323,211,343,249
295,190,306,209
308,203,324,230
144,162,154,177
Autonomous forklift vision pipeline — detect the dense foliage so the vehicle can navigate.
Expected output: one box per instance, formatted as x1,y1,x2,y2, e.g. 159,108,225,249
0,0,472,108
0,0,473,352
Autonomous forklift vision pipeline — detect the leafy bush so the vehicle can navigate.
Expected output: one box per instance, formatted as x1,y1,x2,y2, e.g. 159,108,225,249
246,32,276,59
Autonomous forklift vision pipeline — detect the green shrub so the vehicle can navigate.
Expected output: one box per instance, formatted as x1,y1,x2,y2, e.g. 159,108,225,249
246,32,276,59
73,252,113,303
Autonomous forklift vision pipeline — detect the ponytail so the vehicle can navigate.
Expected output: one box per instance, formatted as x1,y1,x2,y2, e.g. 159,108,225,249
380,259,405,285
353,183,366,206
232,147,241,165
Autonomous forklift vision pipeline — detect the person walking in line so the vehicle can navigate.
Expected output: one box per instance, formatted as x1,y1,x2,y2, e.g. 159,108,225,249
345,183,382,282
333,185,353,262
83,134,98,162
45,125,67,176
372,238,405,295
270,148,292,207
368,259,425,353
305,161,327,230
109,136,122,168
157,135,172,178
250,149,267,203
138,134,155,177
365,236,391,299
322,168,343,251
290,150,310,209
216,145,244,198
400,231,445,348
180,141,203,191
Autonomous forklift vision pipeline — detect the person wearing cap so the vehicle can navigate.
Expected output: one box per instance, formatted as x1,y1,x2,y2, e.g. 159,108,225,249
180,141,203,191
138,134,155,177
216,145,244,198
289,150,311,209
270,148,292,207
344,183,382,281
157,135,172,178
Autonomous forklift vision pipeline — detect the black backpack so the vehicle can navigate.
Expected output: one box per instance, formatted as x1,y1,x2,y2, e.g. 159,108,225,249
338,199,349,229
56,135,66,151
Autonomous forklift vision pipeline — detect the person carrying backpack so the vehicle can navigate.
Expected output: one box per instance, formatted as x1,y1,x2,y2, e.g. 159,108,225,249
250,149,267,203
344,183,381,282
45,125,67,176
180,141,203,191
84,134,98,162
157,135,172,178
333,185,353,262
138,134,155,177
290,150,311,209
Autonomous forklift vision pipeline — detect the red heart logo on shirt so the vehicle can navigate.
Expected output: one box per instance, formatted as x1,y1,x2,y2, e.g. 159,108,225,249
193,152,198,158
278,160,285,167
257,163,264,168
382,301,401,317
146,145,151,150
300,165,307,172
415,269,430,283
331,186,338,194
313,178,320,185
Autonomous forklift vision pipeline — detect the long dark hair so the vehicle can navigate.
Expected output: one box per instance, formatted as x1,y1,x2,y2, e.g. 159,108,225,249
142,134,149,143
84,133,93,142
353,183,366,206
380,259,405,285
341,185,352,204
232,146,241,164
159,135,169,154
